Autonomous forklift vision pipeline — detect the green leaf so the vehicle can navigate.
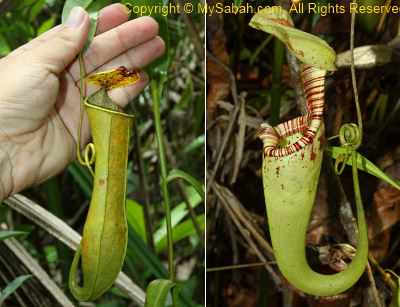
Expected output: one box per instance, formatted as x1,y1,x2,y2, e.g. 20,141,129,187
109,286,131,299
249,8,336,71
61,0,93,23
184,134,205,154
166,169,205,203
28,0,45,21
177,76,194,111
0,230,28,241
0,275,32,304
126,199,147,243
325,146,400,190
43,245,58,263
156,214,205,252
398,278,400,307
96,300,127,307
234,0,243,7
144,279,175,307
37,16,56,35
126,227,195,307
153,186,202,245
97,300,128,307
0,35,11,56
127,226,169,279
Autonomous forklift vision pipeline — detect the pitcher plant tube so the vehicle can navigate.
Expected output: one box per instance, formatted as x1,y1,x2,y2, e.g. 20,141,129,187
69,66,140,301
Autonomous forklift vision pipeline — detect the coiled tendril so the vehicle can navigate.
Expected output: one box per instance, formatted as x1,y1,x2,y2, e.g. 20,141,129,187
76,53,96,178
334,123,362,175
339,123,361,148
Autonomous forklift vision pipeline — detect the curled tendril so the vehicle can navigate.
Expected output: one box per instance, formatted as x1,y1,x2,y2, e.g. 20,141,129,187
339,123,361,149
83,143,96,177
334,123,362,175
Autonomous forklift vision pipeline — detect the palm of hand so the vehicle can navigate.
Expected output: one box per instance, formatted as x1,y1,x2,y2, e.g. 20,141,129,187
0,5,164,198
0,54,81,193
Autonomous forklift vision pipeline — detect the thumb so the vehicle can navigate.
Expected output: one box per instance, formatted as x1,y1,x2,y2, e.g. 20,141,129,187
31,7,90,74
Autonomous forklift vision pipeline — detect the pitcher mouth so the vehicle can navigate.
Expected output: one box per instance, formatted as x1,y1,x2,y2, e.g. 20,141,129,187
84,99,134,119
258,65,326,158
258,114,320,158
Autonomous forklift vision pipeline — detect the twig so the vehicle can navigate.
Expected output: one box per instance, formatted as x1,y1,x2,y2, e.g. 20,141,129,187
217,184,274,258
207,262,272,272
211,182,281,289
132,103,155,252
206,51,240,195
324,156,358,245
286,51,308,115
225,212,239,264
0,227,74,307
4,194,146,306
230,92,246,184
369,255,398,296
364,262,382,307
174,0,204,60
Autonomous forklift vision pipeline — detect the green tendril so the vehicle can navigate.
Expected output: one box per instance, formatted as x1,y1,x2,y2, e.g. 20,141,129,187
77,53,86,166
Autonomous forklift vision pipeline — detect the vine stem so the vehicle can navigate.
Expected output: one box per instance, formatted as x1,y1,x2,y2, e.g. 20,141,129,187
350,0,363,147
151,81,175,281
77,53,85,164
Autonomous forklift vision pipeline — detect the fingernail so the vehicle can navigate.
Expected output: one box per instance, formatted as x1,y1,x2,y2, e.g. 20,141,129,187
65,7,85,28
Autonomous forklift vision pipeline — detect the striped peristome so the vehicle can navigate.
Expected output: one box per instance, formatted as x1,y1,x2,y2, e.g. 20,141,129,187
258,64,326,157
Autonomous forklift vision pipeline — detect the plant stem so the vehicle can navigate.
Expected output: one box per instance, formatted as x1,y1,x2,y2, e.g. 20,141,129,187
350,0,363,147
132,104,155,252
150,81,174,280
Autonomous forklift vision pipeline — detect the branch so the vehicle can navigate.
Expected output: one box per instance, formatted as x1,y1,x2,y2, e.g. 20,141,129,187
4,194,146,306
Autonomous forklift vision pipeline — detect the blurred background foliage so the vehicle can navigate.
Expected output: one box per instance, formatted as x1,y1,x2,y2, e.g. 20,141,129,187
207,0,400,306
0,0,204,306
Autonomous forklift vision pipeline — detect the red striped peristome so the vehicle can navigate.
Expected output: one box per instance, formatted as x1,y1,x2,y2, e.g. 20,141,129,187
258,64,326,158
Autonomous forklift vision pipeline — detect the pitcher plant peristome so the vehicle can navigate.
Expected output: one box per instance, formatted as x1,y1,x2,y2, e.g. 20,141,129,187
258,65,368,296
69,66,139,301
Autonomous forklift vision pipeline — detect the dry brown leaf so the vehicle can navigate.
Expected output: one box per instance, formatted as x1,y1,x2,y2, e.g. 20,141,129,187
368,186,400,261
226,283,258,307
206,0,230,122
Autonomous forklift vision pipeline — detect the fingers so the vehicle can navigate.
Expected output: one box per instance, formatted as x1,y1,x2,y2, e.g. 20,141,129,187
8,4,128,58
92,36,165,72
69,16,159,80
95,3,130,35
81,36,164,107
107,71,149,108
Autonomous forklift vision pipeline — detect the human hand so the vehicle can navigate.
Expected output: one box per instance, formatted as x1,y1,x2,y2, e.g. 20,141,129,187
0,4,165,201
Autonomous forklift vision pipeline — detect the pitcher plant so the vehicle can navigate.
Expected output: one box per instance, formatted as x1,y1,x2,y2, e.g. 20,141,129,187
250,8,368,296
69,66,139,301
